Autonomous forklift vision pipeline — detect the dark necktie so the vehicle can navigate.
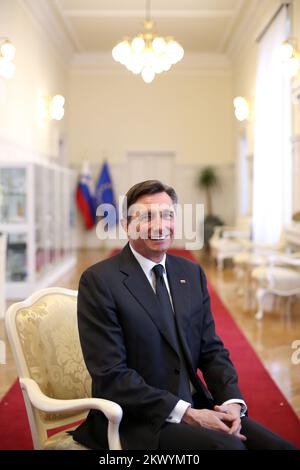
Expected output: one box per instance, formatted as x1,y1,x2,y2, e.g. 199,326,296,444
152,264,177,343
152,264,192,403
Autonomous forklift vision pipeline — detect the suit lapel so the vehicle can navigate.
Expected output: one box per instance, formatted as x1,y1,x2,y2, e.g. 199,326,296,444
119,244,179,354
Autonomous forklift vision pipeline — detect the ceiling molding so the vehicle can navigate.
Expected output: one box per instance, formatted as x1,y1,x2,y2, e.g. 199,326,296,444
70,52,231,77
217,0,246,53
19,0,248,65
226,0,261,59
52,0,84,52
61,9,237,19
226,0,291,59
20,0,75,62
70,68,232,78
253,0,291,42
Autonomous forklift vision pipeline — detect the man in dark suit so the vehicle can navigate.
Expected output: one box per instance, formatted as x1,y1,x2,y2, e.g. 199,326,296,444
72,180,295,450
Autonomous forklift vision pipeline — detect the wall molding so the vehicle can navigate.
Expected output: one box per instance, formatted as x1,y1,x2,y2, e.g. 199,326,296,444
70,52,232,76
60,8,237,19
20,0,75,63
0,134,58,164
73,158,236,249
226,0,261,59
227,0,291,60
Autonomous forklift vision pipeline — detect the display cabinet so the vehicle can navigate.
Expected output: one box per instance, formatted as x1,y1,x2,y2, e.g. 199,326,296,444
0,232,6,318
0,161,76,301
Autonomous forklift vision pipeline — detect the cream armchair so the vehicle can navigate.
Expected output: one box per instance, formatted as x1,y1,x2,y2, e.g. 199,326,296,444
232,234,286,309
5,287,123,450
251,253,300,320
209,216,252,270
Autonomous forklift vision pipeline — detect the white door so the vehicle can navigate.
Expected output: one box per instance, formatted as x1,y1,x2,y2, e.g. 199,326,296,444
127,151,175,188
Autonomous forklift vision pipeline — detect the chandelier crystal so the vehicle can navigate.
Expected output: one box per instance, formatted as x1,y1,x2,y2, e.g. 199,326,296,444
112,3,184,83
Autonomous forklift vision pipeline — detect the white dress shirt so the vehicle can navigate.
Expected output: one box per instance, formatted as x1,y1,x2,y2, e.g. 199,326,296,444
129,243,247,422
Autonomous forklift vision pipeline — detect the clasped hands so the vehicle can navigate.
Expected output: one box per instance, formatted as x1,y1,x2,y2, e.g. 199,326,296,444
182,403,246,441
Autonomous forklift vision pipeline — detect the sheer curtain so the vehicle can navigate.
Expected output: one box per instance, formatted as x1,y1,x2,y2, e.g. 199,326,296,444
253,7,292,244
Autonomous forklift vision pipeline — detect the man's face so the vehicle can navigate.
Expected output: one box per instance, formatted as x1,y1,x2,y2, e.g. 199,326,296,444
123,191,175,260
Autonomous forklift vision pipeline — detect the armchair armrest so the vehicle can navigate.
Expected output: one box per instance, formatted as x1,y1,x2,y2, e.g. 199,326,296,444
239,240,282,255
212,225,250,240
222,230,250,239
20,377,123,450
267,254,300,267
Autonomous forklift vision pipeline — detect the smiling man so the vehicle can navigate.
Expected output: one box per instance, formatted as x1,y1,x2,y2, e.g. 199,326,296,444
72,180,295,450
125,189,176,260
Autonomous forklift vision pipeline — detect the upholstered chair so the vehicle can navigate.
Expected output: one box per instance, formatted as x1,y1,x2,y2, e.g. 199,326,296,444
209,216,252,271
251,253,300,320
5,287,122,450
232,231,287,309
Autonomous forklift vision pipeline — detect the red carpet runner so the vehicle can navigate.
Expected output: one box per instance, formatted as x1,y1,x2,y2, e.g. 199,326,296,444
1,248,300,449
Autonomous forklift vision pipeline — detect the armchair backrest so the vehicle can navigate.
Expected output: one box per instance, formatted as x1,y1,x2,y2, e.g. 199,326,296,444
5,287,91,448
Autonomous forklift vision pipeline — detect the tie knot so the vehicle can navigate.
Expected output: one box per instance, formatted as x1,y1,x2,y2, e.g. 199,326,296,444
152,264,164,279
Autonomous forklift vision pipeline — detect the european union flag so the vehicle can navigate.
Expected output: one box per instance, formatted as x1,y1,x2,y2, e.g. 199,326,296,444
95,161,118,228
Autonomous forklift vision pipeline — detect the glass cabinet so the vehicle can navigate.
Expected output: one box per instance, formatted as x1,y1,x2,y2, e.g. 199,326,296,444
0,167,27,224
0,162,76,299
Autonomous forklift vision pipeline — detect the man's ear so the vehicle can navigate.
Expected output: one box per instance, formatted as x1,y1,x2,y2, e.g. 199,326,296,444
121,218,128,233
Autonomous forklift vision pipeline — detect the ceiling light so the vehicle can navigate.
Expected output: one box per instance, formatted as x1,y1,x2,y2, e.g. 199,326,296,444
280,38,300,78
37,94,65,122
233,97,250,122
0,38,16,79
112,1,184,83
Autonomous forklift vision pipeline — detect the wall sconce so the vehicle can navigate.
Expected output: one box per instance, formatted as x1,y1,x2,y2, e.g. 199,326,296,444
0,38,16,79
37,94,65,121
49,95,65,120
279,38,300,78
233,96,250,122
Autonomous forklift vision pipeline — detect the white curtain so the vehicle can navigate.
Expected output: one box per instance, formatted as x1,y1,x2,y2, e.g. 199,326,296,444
253,7,292,244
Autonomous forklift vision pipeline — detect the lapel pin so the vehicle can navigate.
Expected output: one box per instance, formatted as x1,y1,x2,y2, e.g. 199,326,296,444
180,279,186,284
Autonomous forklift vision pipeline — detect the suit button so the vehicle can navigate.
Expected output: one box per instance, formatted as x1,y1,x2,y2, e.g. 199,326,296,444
174,368,180,375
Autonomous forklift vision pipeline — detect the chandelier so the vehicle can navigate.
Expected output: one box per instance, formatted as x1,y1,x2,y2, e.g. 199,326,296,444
112,0,184,83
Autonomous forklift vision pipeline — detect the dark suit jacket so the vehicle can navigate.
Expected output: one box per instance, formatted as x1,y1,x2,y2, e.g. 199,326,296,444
72,243,244,450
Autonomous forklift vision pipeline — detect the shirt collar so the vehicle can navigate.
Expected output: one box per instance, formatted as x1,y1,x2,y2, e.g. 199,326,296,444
129,243,166,275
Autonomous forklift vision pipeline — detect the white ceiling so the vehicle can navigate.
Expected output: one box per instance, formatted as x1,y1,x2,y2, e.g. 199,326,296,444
49,0,247,55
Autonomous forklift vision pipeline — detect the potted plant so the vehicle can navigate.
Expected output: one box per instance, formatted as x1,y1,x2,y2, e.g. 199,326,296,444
197,166,223,250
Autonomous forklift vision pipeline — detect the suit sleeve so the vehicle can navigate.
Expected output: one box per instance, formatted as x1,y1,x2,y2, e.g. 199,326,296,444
77,269,179,429
197,266,244,404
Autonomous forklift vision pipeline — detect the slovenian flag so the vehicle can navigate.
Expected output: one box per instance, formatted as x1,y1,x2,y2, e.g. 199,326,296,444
76,161,96,230
95,160,118,227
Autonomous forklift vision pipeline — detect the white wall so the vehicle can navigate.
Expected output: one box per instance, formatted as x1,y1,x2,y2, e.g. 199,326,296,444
72,158,235,250
0,0,237,251
67,61,237,248
67,70,234,167
0,0,69,160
